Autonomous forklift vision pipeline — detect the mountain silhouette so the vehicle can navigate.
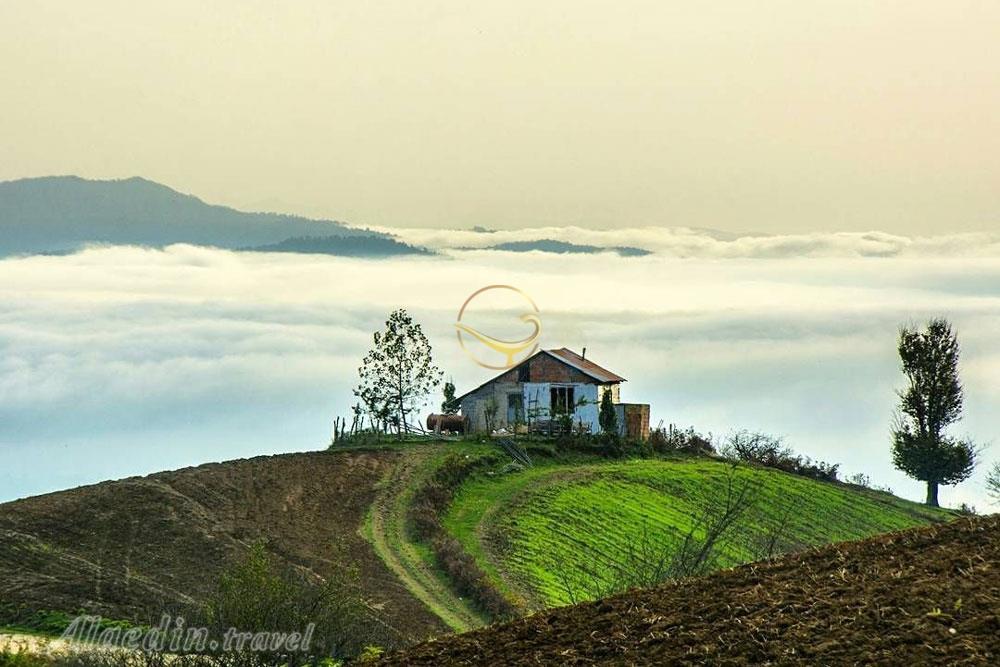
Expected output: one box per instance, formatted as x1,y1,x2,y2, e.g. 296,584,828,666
0,176,398,256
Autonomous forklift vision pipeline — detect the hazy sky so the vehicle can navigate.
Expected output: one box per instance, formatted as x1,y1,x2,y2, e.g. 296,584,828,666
2,1,998,233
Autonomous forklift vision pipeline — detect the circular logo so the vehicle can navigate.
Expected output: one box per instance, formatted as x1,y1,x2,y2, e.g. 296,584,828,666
455,285,541,370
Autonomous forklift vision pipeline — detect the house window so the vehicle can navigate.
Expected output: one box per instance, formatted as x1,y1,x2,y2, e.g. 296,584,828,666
518,364,530,382
550,386,575,415
507,393,524,424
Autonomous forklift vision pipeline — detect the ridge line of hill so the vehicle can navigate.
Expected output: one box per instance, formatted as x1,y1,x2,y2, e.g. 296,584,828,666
0,175,430,257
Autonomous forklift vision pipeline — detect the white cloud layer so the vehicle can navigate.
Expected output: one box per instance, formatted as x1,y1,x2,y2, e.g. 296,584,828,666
380,225,1000,259
1,240,999,510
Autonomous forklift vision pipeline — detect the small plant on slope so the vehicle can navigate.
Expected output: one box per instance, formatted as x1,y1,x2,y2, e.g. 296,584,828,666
598,389,617,436
986,461,1000,505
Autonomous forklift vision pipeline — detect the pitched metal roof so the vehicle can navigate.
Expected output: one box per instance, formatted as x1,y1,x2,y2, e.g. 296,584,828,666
545,348,627,383
456,348,625,402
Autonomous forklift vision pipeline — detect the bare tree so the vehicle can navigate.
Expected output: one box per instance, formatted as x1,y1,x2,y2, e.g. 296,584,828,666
559,470,759,603
721,430,790,465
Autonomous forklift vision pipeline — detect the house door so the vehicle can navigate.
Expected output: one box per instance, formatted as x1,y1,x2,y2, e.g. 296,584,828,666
507,393,524,425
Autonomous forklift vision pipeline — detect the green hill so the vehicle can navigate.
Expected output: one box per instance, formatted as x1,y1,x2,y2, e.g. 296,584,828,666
385,514,1000,666
443,455,949,608
0,441,954,654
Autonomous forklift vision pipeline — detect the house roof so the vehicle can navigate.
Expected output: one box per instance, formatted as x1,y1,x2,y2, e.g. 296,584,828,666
545,348,627,383
456,348,626,401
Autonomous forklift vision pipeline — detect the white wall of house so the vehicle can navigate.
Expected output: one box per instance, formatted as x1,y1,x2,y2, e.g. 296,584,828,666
462,381,617,433
523,382,599,432
460,381,520,432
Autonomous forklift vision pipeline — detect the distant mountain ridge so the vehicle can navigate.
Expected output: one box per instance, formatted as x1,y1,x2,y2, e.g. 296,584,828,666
0,176,409,257
485,239,651,256
244,235,433,257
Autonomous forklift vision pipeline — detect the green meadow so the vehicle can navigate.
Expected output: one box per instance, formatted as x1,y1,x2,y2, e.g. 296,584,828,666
444,456,951,607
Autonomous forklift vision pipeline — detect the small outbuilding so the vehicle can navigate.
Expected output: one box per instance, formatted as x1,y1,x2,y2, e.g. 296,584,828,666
457,348,650,439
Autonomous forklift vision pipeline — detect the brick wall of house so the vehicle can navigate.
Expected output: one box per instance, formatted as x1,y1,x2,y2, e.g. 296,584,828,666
523,353,593,383
491,352,603,385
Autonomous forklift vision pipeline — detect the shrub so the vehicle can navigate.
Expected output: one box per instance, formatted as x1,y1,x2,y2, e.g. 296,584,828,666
598,390,617,435
987,462,1000,505
721,430,790,465
357,646,385,663
0,607,135,638
720,430,839,483
956,503,977,516
649,426,715,456
845,472,871,488
199,541,384,664
407,454,516,620
0,648,53,667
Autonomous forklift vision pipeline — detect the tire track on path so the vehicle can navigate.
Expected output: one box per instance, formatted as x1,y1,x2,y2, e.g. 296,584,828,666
366,448,486,633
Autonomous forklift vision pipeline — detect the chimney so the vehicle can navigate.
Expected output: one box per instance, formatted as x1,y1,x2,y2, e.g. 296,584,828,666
582,347,587,360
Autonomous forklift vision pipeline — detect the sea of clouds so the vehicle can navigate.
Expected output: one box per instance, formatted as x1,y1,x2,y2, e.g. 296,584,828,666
1,228,999,509
380,225,1000,259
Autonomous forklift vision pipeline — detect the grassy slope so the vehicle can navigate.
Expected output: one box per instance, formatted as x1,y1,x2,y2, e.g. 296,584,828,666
386,515,1000,666
363,444,488,632
445,455,952,607
0,441,956,646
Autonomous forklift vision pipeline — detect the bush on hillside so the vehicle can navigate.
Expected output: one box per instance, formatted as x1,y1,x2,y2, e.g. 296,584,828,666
429,538,513,619
987,462,1000,505
720,430,839,482
956,503,977,516
407,454,517,620
648,426,716,456
199,541,384,665
845,472,872,488
547,427,709,460
0,606,135,637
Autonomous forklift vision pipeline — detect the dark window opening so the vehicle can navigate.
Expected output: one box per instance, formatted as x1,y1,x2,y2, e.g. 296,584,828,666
507,393,524,424
518,364,530,382
550,386,575,415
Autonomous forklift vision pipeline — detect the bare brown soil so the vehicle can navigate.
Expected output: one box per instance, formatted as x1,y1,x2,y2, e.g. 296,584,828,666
383,515,1000,665
0,450,446,647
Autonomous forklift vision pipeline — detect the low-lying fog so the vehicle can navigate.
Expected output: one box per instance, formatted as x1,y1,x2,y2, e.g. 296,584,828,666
2,228,999,509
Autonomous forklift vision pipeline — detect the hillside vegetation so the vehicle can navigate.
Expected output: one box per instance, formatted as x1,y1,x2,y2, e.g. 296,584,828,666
385,514,1000,665
0,450,446,649
0,441,956,657
444,456,949,608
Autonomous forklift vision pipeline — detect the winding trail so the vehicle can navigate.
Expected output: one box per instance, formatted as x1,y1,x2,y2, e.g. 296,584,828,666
366,448,486,633
0,632,65,654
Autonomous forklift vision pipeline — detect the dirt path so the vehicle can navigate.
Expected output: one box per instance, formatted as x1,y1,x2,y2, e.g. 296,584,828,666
0,631,68,654
366,448,486,633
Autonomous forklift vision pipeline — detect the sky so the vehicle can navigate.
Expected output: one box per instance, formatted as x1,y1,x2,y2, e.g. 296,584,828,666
2,1,999,233
2,240,999,510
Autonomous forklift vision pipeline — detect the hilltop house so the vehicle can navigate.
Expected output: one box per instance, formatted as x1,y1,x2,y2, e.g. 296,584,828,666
457,348,650,439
